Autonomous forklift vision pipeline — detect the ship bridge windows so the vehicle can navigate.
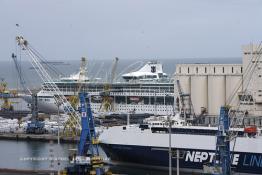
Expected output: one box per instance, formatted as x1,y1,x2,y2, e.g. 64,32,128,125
145,75,157,79
115,96,127,104
144,96,174,105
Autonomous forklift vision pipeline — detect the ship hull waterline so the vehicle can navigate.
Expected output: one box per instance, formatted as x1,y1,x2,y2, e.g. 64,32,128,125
101,143,262,175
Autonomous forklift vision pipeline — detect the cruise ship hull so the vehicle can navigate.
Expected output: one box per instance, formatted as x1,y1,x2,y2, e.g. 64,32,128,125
21,93,174,116
99,126,262,174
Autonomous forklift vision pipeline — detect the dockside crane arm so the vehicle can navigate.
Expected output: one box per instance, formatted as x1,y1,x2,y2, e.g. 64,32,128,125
228,42,262,132
207,43,262,175
16,36,81,132
11,53,32,94
110,57,119,83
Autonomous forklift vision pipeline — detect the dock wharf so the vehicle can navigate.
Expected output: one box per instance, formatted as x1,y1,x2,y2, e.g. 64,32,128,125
0,168,56,175
0,133,79,143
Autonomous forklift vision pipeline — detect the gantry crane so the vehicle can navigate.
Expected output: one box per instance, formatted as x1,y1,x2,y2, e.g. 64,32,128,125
68,57,87,110
16,36,81,136
0,80,13,111
176,80,195,120
100,57,119,112
26,93,46,134
65,92,107,175
203,106,231,175
204,44,262,175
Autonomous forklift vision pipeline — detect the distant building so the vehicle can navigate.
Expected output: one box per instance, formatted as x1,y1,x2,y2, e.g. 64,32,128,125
175,43,262,117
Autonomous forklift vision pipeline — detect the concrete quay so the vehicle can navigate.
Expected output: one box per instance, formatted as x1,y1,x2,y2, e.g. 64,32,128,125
0,133,79,143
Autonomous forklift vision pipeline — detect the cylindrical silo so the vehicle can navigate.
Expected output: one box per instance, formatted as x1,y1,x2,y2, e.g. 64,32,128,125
226,75,242,107
191,75,208,115
208,75,226,115
176,76,191,94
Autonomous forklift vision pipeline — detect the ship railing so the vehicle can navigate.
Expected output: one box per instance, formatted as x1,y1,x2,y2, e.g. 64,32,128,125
44,86,174,96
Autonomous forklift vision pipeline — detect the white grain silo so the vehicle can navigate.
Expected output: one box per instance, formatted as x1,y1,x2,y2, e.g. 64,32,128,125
226,75,242,108
208,75,226,115
175,65,191,96
176,76,191,94
191,75,208,115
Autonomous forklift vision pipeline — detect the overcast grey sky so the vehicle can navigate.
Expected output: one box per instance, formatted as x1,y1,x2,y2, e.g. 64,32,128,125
0,0,262,61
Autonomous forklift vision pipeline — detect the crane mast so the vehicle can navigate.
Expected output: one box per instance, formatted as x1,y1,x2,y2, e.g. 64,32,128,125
77,57,87,93
176,79,195,121
69,57,87,110
16,36,81,134
100,57,119,112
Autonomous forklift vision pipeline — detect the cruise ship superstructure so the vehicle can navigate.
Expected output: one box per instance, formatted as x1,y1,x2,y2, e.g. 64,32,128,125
34,61,175,116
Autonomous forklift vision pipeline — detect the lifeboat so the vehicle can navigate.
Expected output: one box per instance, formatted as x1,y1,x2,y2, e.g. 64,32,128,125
129,97,140,102
244,126,257,134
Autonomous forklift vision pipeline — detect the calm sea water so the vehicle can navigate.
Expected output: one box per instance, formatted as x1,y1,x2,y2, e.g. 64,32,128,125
0,140,192,175
0,140,74,171
0,57,240,89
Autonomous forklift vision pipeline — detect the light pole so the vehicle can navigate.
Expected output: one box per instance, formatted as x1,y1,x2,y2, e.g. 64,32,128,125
165,92,172,175
57,104,60,145
55,100,62,145
127,112,130,126
176,149,180,175
168,114,172,175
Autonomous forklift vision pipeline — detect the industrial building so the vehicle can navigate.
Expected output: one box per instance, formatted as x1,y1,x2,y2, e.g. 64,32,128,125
175,43,262,124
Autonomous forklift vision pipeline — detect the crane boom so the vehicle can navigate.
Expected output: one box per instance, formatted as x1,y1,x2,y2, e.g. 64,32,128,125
11,53,32,94
176,79,195,120
16,36,81,133
110,57,119,83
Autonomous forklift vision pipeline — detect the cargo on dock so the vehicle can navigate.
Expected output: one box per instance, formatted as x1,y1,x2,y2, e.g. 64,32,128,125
0,110,30,119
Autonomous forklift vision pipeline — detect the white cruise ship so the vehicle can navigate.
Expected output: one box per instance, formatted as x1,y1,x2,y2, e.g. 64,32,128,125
23,61,175,116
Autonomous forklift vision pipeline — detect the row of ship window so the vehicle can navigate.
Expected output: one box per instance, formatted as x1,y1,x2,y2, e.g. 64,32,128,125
39,98,51,102
151,123,163,125
205,117,262,126
91,106,172,111
42,88,174,94
117,105,173,108
92,108,172,112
